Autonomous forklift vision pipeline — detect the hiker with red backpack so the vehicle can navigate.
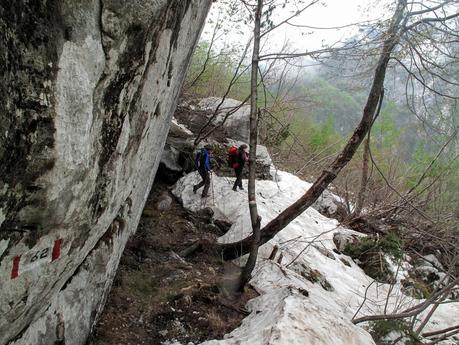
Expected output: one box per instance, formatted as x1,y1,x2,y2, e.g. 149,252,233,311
228,144,249,191
193,145,213,198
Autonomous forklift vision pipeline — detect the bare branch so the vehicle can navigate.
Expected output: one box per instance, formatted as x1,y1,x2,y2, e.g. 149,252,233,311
353,277,459,324
405,11,459,32
260,0,319,38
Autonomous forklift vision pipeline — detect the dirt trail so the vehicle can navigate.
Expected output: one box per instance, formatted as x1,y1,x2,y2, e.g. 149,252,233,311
89,182,256,345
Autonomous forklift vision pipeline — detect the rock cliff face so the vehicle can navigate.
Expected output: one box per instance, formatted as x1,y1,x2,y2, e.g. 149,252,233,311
0,1,211,344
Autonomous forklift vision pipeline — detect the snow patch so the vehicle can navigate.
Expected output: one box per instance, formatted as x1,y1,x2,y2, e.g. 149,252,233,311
172,170,459,345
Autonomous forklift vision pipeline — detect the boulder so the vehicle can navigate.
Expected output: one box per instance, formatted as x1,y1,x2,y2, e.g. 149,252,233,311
159,117,197,180
161,144,183,172
198,97,250,142
170,118,194,138
156,193,173,212
333,232,361,252
418,254,444,270
312,189,348,221
0,1,212,344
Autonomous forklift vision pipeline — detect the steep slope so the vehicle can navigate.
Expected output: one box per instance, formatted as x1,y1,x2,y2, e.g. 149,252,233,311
0,1,211,344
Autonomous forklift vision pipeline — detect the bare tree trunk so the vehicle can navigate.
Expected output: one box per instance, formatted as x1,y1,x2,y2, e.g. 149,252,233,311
352,88,385,217
237,0,263,293
353,135,370,217
218,0,408,261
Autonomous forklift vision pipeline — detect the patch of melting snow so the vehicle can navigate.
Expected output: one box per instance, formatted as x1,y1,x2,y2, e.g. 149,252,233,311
172,170,459,345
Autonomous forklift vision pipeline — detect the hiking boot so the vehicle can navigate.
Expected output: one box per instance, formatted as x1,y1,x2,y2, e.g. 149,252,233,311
201,194,209,198
239,186,244,190
232,186,237,191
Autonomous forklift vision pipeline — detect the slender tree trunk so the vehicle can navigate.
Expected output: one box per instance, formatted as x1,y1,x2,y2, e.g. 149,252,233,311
353,135,370,217
219,0,408,261
352,88,384,217
237,0,263,292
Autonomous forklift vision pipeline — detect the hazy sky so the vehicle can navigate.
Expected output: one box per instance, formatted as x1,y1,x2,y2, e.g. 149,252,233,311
269,0,390,51
203,0,391,53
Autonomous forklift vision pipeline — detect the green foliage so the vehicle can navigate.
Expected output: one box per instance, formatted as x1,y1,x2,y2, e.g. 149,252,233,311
380,232,403,261
343,233,402,282
344,233,402,261
402,277,432,299
370,319,407,337
405,142,459,213
185,40,251,101
370,319,422,345
302,76,362,134
373,100,402,150
309,115,337,149
184,35,459,228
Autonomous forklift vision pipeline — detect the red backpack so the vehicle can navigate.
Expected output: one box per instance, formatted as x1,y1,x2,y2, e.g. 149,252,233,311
227,146,239,169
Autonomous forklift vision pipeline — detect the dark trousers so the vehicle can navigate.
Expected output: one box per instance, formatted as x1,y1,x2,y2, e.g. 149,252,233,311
233,166,243,190
194,169,210,196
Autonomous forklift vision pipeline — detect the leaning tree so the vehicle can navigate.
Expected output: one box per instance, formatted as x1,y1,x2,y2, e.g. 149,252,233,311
220,0,459,262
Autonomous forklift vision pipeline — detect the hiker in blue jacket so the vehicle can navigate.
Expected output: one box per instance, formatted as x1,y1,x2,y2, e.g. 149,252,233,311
193,145,213,197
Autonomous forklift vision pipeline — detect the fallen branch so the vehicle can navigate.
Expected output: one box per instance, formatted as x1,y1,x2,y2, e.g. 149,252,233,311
423,324,459,338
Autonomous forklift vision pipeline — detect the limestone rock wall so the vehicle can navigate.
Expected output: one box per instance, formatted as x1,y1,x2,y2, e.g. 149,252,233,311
0,1,211,344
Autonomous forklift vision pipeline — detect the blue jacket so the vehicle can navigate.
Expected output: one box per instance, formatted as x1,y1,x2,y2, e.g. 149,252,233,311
196,148,211,171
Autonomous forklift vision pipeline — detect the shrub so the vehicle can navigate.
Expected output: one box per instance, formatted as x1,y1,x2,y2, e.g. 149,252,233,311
343,233,403,283
370,319,422,345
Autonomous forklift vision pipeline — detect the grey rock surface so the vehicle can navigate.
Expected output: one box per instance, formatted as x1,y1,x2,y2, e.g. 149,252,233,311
333,232,361,253
0,1,211,344
161,144,184,172
198,97,250,142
